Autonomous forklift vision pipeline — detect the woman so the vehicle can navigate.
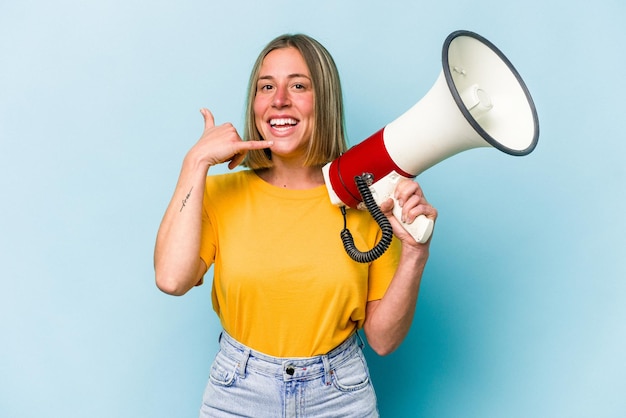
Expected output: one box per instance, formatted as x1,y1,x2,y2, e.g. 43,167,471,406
154,33,437,417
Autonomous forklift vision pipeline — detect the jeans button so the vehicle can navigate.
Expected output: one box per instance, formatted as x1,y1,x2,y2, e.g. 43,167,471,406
285,366,295,376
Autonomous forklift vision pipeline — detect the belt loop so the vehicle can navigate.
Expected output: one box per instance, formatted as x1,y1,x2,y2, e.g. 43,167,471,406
355,330,365,349
238,348,251,378
322,354,332,386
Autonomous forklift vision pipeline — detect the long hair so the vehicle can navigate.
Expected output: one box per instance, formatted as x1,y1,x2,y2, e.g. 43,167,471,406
242,34,348,169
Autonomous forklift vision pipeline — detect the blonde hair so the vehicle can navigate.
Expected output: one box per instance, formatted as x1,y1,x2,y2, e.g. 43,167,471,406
242,34,348,169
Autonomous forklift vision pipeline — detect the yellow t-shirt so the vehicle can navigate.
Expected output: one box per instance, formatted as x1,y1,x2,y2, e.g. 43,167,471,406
199,170,401,357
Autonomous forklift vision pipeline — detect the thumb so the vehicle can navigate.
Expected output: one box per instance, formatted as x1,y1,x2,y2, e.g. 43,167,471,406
379,197,394,215
200,108,215,131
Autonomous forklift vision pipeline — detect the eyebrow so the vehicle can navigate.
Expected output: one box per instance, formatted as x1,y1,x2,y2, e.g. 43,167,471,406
257,73,312,81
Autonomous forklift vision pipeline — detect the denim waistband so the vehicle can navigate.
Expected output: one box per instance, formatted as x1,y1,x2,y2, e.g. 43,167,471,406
217,331,364,384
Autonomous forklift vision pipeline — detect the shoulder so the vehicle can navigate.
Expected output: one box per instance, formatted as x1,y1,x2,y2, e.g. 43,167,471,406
203,170,266,212
205,170,255,192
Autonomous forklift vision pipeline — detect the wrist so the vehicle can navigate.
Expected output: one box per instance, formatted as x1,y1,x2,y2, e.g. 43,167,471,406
183,149,212,173
400,243,430,265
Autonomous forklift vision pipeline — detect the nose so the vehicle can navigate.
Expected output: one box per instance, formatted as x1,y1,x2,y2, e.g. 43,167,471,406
272,85,290,108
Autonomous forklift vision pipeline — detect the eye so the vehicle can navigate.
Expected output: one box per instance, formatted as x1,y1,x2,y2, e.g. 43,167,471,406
291,80,311,91
256,81,274,93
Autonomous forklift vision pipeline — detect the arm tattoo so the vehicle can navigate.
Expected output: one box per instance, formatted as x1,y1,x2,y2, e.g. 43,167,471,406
180,187,193,212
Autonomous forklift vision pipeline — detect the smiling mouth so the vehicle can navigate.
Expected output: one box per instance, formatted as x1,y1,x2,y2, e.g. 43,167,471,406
269,118,298,130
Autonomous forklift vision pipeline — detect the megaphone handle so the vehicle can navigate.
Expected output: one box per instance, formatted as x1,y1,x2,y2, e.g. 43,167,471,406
368,172,434,244
391,197,434,244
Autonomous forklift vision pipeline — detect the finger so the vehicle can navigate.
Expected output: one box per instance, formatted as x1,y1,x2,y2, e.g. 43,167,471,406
400,190,430,221
228,153,246,170
248,139,274,149
394,180,422,206
404,203,438,224
379,197,394,214
200,108,215,132
227,140,274,170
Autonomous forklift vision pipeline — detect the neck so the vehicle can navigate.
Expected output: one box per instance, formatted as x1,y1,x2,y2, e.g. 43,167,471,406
257,164,325,190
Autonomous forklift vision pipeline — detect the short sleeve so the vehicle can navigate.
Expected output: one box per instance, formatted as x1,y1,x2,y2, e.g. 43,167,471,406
199,190,217,271
366,235,402,301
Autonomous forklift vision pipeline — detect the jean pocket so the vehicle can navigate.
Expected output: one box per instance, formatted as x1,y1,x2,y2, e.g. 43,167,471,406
208,352,238,387
331,351,371,392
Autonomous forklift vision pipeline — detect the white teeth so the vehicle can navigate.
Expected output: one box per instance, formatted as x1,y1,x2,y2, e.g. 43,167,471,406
269,118,297,127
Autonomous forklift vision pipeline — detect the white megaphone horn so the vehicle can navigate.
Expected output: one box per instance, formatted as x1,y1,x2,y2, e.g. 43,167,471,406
322,30,539,262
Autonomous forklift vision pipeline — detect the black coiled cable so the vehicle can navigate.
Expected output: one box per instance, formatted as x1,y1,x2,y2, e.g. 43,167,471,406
340,175,394,263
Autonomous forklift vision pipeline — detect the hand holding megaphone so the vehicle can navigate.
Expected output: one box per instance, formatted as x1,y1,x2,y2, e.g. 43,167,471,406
371,172,435,244
323,30,539,263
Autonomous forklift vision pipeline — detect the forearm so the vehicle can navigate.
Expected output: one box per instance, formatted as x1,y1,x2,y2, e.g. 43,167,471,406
154,108,274,295
154,154,210,295
364,246,429,355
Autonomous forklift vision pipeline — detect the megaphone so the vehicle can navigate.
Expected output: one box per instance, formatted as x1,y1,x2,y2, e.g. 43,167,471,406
322,30,539,262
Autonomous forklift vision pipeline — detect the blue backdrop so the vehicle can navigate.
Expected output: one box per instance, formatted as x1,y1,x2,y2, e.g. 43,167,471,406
1,1,624,417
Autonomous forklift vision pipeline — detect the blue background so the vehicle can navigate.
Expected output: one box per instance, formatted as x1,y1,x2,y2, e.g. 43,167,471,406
1,1,624,417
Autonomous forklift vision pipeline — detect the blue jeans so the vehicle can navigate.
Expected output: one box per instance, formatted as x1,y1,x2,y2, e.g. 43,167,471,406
199,331,379,417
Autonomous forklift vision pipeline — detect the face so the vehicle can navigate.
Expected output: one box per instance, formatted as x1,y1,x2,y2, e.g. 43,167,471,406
253,47,315,161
